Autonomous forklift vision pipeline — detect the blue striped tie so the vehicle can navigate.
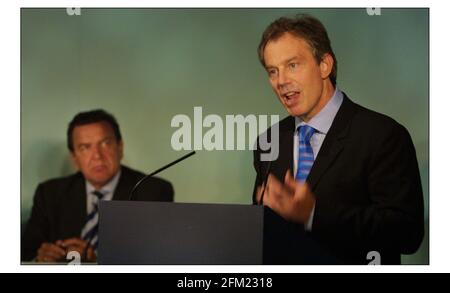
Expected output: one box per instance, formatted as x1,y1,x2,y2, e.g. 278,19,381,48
295,125,316,182
81,190,104,253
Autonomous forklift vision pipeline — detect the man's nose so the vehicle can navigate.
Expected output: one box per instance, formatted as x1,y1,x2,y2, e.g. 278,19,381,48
92,145,103,159
277,69,290,88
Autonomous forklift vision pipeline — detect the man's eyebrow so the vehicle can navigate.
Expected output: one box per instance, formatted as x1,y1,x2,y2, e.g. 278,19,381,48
286,56,300,62
76,142,90,148
100,136,114,142
265,56,300,69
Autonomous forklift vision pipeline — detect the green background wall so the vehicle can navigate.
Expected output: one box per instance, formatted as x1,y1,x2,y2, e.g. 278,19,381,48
21,8,429,264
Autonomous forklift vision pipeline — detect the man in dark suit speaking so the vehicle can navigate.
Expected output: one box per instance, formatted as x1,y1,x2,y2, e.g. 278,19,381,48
253,15,424,264
22,109,174,262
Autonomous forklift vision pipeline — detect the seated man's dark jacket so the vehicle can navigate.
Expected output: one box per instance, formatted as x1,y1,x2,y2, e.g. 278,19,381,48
253,94,425,264
22,165,174,261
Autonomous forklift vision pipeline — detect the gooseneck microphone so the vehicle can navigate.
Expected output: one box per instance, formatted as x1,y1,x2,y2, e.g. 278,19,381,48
128,151,196,201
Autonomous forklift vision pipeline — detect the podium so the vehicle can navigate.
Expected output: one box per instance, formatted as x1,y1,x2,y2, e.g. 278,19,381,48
98,201,263,264
98,201,340,265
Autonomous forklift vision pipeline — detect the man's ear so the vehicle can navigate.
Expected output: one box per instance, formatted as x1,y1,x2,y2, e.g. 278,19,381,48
319,53,334,80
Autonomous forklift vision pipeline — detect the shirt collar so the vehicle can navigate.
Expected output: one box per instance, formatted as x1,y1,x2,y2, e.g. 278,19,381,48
295,87,344,134
85,168,122,198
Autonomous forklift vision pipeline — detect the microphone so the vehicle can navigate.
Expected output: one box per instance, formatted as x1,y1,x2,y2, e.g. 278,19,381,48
128,151,196,201
80,152,196,262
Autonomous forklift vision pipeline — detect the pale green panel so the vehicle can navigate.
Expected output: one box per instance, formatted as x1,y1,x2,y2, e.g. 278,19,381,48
21,8,428,264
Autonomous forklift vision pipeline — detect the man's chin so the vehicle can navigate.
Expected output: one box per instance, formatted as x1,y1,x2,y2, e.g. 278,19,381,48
87,175,113,188
285,106,306,118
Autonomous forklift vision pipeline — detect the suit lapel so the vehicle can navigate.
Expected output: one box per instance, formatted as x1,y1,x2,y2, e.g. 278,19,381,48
307,95,356,191
272,117,294,181
61,173,86,238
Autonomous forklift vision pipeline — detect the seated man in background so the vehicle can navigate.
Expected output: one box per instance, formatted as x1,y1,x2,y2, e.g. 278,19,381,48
22,109,174,263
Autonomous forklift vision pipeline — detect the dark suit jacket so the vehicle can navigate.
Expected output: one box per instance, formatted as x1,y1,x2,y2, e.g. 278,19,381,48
253,94,424,264
21,165,174,261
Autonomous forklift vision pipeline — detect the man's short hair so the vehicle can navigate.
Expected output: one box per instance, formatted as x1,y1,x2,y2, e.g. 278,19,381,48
67,109,122,152
258,14,338,86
